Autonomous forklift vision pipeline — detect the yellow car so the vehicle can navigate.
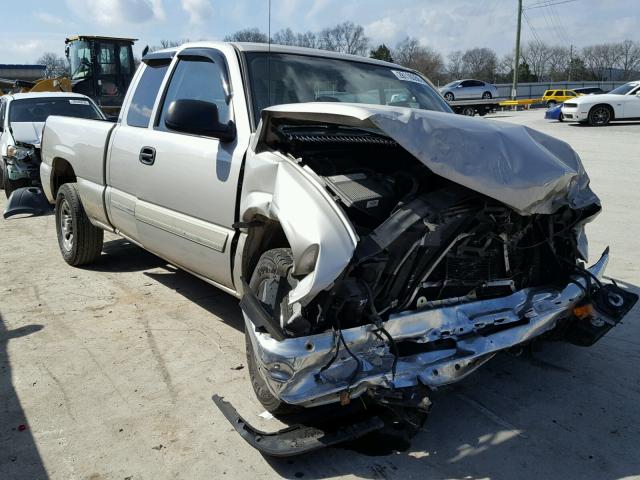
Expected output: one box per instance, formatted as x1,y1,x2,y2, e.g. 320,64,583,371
542,89,581,106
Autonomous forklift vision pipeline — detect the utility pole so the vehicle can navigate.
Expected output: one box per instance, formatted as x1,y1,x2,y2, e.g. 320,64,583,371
511,0,522,100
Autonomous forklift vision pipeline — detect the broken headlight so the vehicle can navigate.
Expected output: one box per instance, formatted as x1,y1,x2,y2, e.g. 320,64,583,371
7,145,33,161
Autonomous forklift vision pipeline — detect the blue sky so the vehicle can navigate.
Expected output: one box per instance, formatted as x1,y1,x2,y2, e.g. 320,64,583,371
1,0,638,63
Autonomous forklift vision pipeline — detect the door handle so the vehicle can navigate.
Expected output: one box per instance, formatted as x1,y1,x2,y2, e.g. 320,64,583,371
139,146,156,165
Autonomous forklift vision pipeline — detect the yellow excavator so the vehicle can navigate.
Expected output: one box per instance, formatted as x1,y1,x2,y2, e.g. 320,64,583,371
0,35,137,114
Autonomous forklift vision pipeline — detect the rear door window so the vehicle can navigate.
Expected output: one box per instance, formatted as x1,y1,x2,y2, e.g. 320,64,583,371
126,62,169,128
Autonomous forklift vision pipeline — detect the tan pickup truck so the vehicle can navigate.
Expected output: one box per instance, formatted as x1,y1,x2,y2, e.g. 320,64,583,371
39,42,637,456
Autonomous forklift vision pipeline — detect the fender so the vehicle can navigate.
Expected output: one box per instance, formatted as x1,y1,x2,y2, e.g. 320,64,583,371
240,149,357,305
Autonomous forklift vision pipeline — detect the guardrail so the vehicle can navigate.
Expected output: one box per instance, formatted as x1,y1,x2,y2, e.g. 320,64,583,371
492,81,627,99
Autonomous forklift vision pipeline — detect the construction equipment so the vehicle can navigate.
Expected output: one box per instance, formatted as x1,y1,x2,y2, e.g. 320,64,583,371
0,36,137,115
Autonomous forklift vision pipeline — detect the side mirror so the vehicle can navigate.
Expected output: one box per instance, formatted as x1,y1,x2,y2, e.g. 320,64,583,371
456,84,463,88
165,99,236,143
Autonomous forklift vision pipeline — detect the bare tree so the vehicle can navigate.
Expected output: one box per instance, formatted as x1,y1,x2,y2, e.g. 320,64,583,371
616,40,640,80
583,43,624,80
521,42,551,81
546,46,570,81
224,28,268,43
494,53,514,83
37,52,68,78
393,37,444,81
318,22,369,56
272,28,297,46
446,50,464,81
295,31,319,49
272,28,319,49
461,47,497,82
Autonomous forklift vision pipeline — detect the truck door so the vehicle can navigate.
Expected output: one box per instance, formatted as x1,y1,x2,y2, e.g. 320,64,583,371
106,54,172,240
132,48,248,291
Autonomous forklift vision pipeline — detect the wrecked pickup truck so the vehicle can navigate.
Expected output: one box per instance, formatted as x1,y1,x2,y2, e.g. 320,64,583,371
40,42,637,455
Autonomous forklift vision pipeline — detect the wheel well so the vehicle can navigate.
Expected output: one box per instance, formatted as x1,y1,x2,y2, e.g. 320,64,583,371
589,103,615,120
242,218,291,283
51,158,76,197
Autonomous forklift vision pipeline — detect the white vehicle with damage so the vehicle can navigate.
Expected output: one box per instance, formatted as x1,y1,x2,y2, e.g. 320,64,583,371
0,92,104,200
561,80,640,126
39,42,637,456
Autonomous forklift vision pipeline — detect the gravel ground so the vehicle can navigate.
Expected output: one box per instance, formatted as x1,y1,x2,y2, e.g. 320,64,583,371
1,109,639,480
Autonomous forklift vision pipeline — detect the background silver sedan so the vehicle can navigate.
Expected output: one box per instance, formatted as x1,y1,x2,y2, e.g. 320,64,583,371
439,79,498,101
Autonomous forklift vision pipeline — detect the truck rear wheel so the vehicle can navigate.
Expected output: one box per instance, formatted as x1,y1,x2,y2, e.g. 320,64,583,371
55,183,103,266
245,248,298,415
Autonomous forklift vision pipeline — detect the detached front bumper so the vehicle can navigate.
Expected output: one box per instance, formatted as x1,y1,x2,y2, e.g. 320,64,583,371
245,250,628,408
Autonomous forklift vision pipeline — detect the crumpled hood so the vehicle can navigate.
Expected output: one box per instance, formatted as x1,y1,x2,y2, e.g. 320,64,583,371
259,103,599,215
9,122,44,148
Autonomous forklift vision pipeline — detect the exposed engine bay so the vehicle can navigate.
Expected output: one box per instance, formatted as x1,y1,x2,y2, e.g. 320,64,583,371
233,106,637,457
263,122,598,338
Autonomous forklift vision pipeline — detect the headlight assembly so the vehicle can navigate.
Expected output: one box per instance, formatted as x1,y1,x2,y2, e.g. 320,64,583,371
6,145,33,161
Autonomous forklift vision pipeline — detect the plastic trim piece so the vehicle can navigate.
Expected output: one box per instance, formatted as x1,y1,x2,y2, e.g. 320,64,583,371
212,395,384,457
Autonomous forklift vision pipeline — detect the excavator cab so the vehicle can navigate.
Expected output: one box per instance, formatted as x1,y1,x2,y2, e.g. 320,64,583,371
65,36,137,114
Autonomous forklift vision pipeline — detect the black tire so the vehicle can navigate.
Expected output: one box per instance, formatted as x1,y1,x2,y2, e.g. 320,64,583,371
559,112,564,122
55,183,103,266
245,248,298,415
588,105,612,126
547,100,557,107
0,161,4,190
444,92,454,101
482,91,492,99
462,106,475,116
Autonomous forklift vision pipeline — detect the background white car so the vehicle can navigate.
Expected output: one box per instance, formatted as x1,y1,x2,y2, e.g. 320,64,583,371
561,81,640,126
439,79,498,101
0,92,104,197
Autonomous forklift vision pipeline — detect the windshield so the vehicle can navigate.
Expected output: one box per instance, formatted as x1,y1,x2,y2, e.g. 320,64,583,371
608,83,639,95
245,52,451,126
9,97,102,123
69,40,92,80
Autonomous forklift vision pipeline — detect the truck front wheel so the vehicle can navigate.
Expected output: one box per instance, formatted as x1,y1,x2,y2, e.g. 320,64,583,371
55,183,104,266
245,248,298,415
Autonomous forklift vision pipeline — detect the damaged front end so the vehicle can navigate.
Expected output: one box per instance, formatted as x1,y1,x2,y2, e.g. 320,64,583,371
2,142,52,218
229,104,637,453
4,142,41,187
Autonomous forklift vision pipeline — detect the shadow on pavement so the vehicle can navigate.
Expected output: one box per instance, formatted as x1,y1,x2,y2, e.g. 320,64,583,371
87,238,245,332
54,234,640,479
0,313,47,479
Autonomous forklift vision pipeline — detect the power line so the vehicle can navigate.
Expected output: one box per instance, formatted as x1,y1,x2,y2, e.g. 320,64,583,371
542,1,571,46
524,0,581,10
522,11,544,46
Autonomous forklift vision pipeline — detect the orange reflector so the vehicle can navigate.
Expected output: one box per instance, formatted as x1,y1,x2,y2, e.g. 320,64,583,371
573,304,593,319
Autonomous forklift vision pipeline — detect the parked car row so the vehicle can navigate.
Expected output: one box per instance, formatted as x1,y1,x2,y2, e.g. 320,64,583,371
3,43,637,456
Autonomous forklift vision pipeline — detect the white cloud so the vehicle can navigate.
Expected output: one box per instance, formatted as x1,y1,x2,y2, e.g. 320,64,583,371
365,17,400,44
181,0,213,24
65,0,165,26
36,12,64,25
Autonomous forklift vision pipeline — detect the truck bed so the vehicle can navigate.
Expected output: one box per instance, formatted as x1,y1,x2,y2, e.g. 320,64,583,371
41,115,116,224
